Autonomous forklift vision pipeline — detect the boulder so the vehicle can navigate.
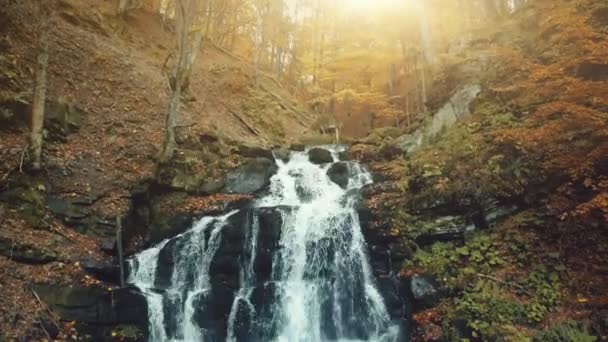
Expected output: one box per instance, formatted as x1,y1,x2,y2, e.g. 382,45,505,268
327,162,350,189
225,158,278,194
155,149,229,194
405,275,440,311
308,148,333,164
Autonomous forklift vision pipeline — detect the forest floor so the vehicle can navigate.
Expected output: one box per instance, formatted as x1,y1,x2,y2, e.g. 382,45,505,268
0,0,314,339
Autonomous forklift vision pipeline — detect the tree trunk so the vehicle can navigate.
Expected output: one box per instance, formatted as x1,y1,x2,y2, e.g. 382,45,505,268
159,0,195,162
30,7,49,171
419,53,428,113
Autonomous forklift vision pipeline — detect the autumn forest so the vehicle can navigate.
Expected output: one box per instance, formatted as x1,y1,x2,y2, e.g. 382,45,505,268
0,0,606,341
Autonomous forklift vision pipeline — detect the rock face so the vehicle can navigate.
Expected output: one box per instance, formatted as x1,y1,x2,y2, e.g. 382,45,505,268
33,284,148,341
308,148,333,164
327,162,350,189
81,258,121,283
238,144,274,160
0,236,57,263
393,84,481,156
570,62,608,81
225,158,278,194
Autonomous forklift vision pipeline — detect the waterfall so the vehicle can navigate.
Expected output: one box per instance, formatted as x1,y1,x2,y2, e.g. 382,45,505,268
129,147,405,342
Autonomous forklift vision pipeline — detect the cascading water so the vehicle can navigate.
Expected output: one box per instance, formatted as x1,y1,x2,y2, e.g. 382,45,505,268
129,147,405,342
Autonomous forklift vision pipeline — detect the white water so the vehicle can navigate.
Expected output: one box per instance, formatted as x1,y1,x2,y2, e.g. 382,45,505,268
129,147,403,342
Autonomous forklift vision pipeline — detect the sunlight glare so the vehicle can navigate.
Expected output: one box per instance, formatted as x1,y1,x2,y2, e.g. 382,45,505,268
345,0,404,11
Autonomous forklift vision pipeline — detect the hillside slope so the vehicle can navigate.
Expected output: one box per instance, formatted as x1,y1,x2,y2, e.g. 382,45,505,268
0,0,314,339
0,0,314,201
352,0,608,340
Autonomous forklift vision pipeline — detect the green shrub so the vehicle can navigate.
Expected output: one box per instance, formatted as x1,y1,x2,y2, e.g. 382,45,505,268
533,321,597,342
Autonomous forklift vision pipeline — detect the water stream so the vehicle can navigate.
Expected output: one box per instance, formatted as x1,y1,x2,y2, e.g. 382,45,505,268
128,147,405,341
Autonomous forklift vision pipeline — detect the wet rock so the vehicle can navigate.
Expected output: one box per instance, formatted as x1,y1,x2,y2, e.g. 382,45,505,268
368,245,392,277
376,276,405,319
327,162,349,189
238,144,274,160
0,237,57,264
308,148,333,164
210,210,251,288
255,206,292,282
81,258,120,283
295,178,315,203
272,148,290,163
225,158,278,194
155,238,180,289
250,282,284,338
337,150,350,161
405,276,440,311
191,285,235,341
227,297,255,341
32,284,148,329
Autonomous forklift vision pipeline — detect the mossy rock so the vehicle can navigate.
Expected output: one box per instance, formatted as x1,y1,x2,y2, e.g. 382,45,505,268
0,237,57,263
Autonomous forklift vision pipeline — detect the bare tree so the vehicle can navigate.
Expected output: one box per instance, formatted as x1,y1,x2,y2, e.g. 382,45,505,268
29,4,50,171
159,0,201,162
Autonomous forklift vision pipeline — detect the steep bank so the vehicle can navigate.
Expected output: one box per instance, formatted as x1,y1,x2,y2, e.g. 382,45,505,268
353,0,607,340
0,0,315,340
